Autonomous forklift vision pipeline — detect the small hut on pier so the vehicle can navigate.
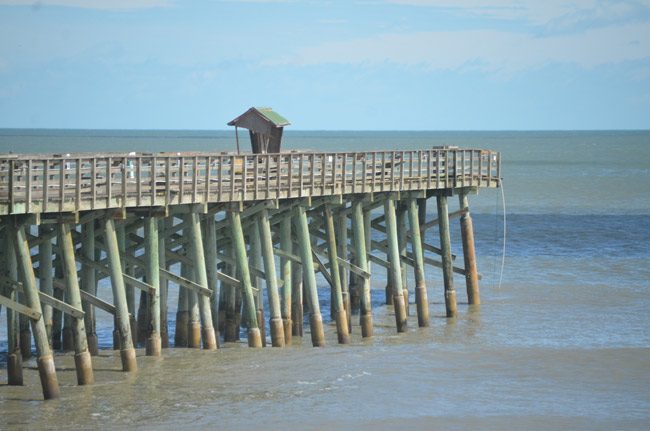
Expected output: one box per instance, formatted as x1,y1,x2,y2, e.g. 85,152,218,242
228,107,290,154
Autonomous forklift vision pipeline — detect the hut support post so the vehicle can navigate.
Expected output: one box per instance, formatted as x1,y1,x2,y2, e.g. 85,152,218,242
187,212,218,350
12,221,61,399
104,218,138,371
437,194,457,317
385,199,407,332
352,200,373,338
324,204,350,344
408,198,430,327
279,216,293,344
229,209,262,347
258,208,285,347
59,222,94,385
459,190,480,305
144,216,162,356
293,205,325,347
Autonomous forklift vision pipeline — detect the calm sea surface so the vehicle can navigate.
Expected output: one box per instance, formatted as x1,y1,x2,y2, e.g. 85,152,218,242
1,130,649,430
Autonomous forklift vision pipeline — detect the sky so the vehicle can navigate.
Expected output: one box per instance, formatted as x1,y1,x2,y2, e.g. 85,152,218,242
0,0,649,130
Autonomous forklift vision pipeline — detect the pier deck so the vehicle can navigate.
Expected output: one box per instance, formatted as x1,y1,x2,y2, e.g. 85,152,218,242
0,148,499,214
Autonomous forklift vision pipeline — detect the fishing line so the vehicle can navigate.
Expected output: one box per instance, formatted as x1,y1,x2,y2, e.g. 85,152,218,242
497,177,507,290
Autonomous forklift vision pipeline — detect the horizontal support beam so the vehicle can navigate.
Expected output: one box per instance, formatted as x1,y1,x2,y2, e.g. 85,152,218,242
0,293,42,320
159,268,212,297
51,275,117,316
337,256,371,279
1,275,85,319
38,290,85,320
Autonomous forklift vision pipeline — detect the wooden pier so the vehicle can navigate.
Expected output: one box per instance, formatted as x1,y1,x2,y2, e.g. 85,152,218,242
0,147,500,399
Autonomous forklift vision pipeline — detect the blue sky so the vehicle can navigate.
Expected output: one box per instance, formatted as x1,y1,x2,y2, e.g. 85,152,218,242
0,0,649,130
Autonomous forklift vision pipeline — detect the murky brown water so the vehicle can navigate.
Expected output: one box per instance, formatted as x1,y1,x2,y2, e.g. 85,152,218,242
2,293,649,431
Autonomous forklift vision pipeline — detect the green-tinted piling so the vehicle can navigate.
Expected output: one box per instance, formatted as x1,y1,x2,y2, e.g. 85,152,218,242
13,221,61,399
249,222,266,346
437,195,457,318
81,221,99,355
229,209,262,347
336,210,351,333
352,200,373,337
104,218,137,371
144,216,162,356
396,203,410,316
4,230,23,385
187,212,217,350
385,199,407,332
324,205,350,344
184,261,201,349
203,214,221,344
59,223,94,385
291,260,303,337
116,223,137,347
258,208,285,347
52,248,64,350
459,191,480,305
279,216,293,344
160,218,170,348
175,273,190,347
38,225,55,350
408,198,430,327
293,205,325,347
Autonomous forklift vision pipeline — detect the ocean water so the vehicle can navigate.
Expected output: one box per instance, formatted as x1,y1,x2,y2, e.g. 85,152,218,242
1,130,649,430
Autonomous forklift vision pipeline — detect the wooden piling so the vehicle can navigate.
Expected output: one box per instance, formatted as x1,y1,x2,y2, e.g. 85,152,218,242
459,190,480,305
384,199,407,332
103,218,137,371
229,209,262,347
336,210,351,333
59,222,94,385
291,260,303,337
175,270,189,347
293,205,325,347
12,221,61,399
279,216,293,344
159,218,170,348
407,198,430,327
352,200,373,337
81,221,99,355
187,212,218,350
203,214,221,344
4,231,23,386
437,195,457,318
396,203,410,316
258,208,285,347
144,216,162,356
249,222,266,346
38,225,55,349
117,223,137,347
324,205,350,344
52,249,64,350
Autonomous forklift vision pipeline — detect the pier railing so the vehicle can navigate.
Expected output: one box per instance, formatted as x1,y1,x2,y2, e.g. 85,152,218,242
0,148,500,215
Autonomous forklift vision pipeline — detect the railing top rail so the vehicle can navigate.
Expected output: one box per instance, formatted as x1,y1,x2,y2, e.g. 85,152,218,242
0,148,498,161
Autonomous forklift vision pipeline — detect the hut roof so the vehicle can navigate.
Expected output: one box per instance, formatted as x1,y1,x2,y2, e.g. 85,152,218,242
227,107,290,128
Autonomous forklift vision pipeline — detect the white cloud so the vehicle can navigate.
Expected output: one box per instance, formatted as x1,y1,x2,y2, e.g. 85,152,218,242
0,0,171,10
385,0,650,27
275,22,650,74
